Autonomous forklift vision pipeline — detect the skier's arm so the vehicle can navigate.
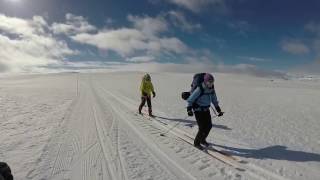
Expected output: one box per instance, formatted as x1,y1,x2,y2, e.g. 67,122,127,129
186,87,201,107
211,91,223,116
150,83,156,97
210,91,219,107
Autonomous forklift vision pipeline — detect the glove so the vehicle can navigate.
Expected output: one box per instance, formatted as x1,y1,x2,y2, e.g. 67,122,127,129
152,91,156,98
187,106,193,116
217,112,224,117
215,105,224,117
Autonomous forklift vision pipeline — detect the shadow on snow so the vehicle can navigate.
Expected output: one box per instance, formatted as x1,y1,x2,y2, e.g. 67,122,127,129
212,144,320,162
155,115,231,130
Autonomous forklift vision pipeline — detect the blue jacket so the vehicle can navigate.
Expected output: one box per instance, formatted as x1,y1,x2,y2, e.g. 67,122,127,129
187,83,219,111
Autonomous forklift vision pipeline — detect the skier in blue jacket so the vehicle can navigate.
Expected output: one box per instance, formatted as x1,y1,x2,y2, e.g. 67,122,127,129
187,73,224,150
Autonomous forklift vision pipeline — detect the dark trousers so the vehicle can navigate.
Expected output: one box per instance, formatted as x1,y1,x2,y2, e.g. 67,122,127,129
138,96,152,115
194,110,212,146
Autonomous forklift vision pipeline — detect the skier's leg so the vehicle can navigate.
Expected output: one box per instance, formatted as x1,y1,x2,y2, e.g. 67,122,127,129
201,110,212,145
146,96,153,116
138,96,146,114
194,111,206,147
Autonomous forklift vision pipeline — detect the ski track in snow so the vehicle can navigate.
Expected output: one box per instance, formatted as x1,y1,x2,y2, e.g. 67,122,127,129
101,82,292,180
40,75,246,180
1,72,319,180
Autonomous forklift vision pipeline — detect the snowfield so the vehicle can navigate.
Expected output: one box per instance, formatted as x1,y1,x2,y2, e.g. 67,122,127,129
0,72,319,180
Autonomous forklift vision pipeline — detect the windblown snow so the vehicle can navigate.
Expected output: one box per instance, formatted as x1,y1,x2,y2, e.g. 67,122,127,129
0,72,319,180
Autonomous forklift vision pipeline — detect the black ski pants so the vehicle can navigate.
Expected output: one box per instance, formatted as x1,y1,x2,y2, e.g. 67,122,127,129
139,96,152,114
194,110,212,146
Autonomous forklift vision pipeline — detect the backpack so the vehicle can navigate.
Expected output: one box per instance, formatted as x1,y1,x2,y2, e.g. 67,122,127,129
181,73,206,100
0,162,13,180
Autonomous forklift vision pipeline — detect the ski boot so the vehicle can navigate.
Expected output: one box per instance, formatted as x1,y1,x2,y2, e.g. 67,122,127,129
194,144,204,150
200,141,210,147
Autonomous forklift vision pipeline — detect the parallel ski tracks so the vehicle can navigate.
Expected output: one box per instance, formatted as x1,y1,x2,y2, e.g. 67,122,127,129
95,82,243,180
93,82,198,180
103,87,290,180
49,78,128,180
50,76,289,180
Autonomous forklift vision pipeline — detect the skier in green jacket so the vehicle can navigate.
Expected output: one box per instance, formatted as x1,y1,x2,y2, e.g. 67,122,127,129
138,73,156,117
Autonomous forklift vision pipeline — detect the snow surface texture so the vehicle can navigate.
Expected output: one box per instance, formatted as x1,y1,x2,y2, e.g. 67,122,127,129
0,72,319,180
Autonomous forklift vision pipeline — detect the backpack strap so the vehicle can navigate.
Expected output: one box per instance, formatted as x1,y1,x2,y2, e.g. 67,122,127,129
192,85,204,108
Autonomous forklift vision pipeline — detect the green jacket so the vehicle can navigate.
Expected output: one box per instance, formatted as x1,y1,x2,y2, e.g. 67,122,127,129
140,79,154,96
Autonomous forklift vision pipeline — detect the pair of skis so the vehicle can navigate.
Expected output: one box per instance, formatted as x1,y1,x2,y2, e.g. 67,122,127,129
135,112,168,125
134,111,245,169
135,112,288,180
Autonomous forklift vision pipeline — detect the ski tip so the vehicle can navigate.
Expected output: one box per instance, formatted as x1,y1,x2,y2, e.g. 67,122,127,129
239,160,248,164
235,168,246,172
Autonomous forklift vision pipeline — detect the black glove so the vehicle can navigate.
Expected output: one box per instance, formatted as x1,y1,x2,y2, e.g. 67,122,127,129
215,105,224,117
187,106,193,116
152,91,156,98
218,112,224,117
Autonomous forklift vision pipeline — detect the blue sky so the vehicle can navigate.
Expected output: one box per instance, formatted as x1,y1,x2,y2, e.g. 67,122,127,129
0,0,319,74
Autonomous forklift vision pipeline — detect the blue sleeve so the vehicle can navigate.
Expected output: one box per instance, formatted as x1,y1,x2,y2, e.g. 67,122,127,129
187,87,201,107
210,91,219,107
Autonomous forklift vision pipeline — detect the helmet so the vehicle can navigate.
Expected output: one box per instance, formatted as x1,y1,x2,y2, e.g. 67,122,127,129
204,73,214,88
143,73,151,81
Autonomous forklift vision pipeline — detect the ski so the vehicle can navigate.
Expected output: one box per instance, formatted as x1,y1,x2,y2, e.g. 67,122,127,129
176,136,245,172
134,112,168,125
135,112,155,119
182,133,243,162
151,115,168,125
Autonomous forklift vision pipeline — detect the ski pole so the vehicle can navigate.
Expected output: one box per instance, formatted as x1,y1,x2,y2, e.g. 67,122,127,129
211,106,218,116
160,115,188,136
211,106,225,117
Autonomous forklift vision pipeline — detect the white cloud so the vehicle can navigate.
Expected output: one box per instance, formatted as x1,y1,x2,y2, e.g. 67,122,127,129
166,0,227,13
0,14,43,37
0,14,75,73
167,11,201,32
237,56,271,62
290,60,320,75
285,22,320,74
215,64,288,79
71,28,148,56
281,40,310,55
128,15,168,36
159,37,188,53
227,20,252,36
126,56,155,62
304,22,320,58
313,39,320,56
71,22,189,57
51,13,194,62
68,60,287,79
305,22,320,36
51,13,96,35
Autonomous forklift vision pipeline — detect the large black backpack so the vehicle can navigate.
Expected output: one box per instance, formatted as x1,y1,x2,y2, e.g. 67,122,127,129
0,162,13,180
181,73,206,100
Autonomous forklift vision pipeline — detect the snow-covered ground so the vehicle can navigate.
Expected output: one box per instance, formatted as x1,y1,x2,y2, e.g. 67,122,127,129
0,72,319,180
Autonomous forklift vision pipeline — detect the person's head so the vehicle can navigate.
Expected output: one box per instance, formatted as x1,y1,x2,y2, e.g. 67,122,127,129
143,73,151,81
204,73,214,89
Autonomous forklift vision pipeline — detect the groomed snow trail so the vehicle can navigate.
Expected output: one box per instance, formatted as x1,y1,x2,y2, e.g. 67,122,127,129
2,72,319,180
42,74,246,180
99,81,291,180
